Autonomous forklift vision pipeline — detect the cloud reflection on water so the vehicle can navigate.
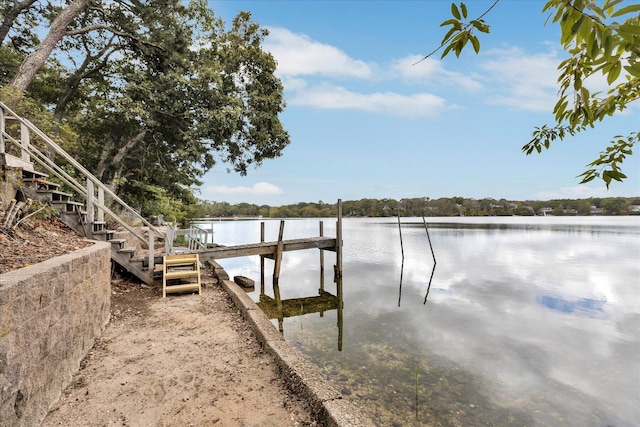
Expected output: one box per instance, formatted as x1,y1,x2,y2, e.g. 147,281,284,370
211,216,640,426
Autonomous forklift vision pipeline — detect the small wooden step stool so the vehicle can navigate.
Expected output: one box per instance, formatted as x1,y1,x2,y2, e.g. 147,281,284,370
162,254,201,298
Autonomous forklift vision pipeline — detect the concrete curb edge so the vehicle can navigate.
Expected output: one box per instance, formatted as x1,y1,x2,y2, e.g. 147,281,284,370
220,279,376,427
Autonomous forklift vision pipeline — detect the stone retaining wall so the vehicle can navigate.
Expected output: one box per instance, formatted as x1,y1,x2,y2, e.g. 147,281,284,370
0,241,111,427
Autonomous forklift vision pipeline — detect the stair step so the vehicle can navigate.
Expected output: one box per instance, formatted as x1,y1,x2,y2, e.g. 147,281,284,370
52,200,84,212
118,246,136,255
164,258,199,267
38,189,73,201
161,283,200,293
164,270,200,280
131,254,164,265
93,229,115,237
108,238,126,249
22,178,61,191
21,169,48,179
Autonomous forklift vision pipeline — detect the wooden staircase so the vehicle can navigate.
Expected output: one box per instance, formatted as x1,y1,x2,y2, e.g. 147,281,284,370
1,102,175,285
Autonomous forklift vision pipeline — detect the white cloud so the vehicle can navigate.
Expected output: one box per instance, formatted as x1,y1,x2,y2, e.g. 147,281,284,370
479,47,561,112
264,27,375,79
288,83,448,118
203,182,285,197
476,45,635,113
262,29,477,117
392,55,484,92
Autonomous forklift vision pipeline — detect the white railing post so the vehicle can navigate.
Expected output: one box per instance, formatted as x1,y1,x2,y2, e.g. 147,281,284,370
86,179,94,224
0,107,5,154
97,187,104,222
165,225,173,254
20,122,30,162
148,229,154,274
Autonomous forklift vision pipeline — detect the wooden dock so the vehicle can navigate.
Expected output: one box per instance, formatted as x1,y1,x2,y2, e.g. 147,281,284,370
187,200,344,285
196,236,337,261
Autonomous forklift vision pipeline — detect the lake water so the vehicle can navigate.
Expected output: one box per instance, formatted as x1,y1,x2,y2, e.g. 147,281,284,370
198,216,640,427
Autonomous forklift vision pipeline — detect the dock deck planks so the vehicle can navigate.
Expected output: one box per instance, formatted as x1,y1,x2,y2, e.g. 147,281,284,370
196,236,337,261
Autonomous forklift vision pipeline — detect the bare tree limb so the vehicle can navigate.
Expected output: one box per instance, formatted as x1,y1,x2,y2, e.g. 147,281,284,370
65,24,165,50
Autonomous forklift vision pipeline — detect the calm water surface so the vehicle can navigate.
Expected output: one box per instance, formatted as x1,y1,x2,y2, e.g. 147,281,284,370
200,216,640,427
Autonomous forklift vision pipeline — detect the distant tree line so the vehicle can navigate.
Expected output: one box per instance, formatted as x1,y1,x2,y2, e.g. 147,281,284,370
185,197,640,220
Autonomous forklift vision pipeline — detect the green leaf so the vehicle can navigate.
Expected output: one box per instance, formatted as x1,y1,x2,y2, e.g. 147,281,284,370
461,2,468,19
603,0,624,12
441,27,458,44
471,20,490,33
587,4,606,19
589,29,600,57
471,35,480,53
578,173,597,184
607,61,622,84
603,34,613,58
610,3,640,17
571,15,585,35
623,62,640,77
440,18,460,28
618,23,640,37
441,43,454,58
451,3,461,20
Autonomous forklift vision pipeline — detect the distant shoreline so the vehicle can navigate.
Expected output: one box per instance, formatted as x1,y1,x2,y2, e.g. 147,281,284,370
185,196,640,220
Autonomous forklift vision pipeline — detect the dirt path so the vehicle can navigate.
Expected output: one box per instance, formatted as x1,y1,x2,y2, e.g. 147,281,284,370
42,278,318,427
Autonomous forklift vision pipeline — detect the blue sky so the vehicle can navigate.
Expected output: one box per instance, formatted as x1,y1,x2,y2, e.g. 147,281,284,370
202,0,640,205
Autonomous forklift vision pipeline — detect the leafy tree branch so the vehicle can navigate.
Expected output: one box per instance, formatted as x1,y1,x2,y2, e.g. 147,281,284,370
415,0,498,64
429,0,640,187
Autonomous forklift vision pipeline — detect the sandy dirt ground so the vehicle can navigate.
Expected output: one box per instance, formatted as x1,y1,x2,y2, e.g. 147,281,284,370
41,278,319,427
1,214,318,426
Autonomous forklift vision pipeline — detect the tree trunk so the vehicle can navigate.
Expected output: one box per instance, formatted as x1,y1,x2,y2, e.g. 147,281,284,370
9,0,91,93
96,130,147,180
0,0,38,45
95,136,114,180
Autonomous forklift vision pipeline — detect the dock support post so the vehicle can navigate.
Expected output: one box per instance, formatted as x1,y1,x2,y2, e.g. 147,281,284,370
337,274,343,351
260,221,265,295
335,199,343,281
273,220,285,285
319,221,325,292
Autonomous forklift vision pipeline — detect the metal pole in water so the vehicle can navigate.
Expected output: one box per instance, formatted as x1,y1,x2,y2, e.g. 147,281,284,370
398,211,405,261
422,217,436,265
422,217,437,305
